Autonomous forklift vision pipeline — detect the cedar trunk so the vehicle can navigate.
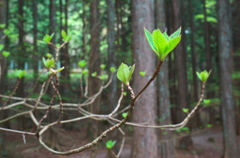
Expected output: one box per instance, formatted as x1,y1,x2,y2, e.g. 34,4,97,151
131,0,158,157
218,0,240,157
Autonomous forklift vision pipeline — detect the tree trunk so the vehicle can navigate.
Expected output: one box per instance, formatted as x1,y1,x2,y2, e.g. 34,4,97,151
32,0,38,81
107,0,117,109
89,0,101,157
131,0,158,157
60,0,70,94
49,0,56,56
189,0,201,129
218,0,240,157
172,0,188,123
155,0,174,157
16,0,25,97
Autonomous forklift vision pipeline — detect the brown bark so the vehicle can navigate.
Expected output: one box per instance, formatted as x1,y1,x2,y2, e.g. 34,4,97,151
155,0,174,157
49,0,56,56
89,0,101,157
218,0,240,157
16,0,25,97
32,0,38,81
172,0,188,123
107,0,117,109
131,0,158,157
189,0,201,128
60,0,70,94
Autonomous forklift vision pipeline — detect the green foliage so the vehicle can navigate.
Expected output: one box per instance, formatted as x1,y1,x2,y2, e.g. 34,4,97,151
42,57,55,69
117,63,135,85
110,67,116,72
195,14,217,23
78,60,87,68
122,112,128,118
144,27,181,61
3,29,10,35
100,64,106,69
2,51,10,58
0,44,4,51
0,24,5,29
39,33,55,44
61,30,72,42
16,69,26,79
106,140,116,149
45,53,52,58
196,70,211,83
82,69,89,75
91,72,97,77
182,108,189,113
139,71,146,77
98,74,108,80
203,99,211,104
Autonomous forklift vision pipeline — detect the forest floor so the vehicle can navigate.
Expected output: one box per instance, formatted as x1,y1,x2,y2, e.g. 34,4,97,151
2,126,240,158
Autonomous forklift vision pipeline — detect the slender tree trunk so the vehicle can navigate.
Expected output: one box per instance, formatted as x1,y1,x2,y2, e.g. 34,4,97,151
32,0,38,81
89,1,101,157
16,0,25,97
203,0,215,125
218,0,240,157
49,0,56,56
189,0,201,129
172,0,188,123
131,0,158,158
60,0,70,94
155,0,174,157
107,0,117,109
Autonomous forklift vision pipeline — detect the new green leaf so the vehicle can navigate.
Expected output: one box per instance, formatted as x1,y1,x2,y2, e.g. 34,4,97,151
106,140,116,149
2,51,10,58
196,70,211,83
16,70,26,79
42,57,55,68
117,63,135,85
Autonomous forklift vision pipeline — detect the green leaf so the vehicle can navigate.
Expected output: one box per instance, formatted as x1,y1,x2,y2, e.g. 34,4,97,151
123,92,127,96
45,53,52,58
100,64,106,69
82,69,89,75
163,32,171,41
203,99,211,104
42,57,55,68
2,51,10,58
0,44,4,51
110,67,116,72
206,124,212,128
161,36,181,60
152,29,168,59
0,24,5,29
16,70,26,79
139,71,146,77
144,28,159,56
65,36,72,42
91,72,97,77
169,27,181,39
207,17,217,23
56,67,65,72
99,74,109,80
182,108,189,113
43,33,54,43
78,60,87,68
122,112,128,118
3,29,10,35
61,30,67,40
128,64,135,81
196,70,211,82
38,40,48,45
106,140,116,149
117,63,130,85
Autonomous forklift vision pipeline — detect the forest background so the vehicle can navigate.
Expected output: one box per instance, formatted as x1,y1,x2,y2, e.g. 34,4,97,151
0,0,239,157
